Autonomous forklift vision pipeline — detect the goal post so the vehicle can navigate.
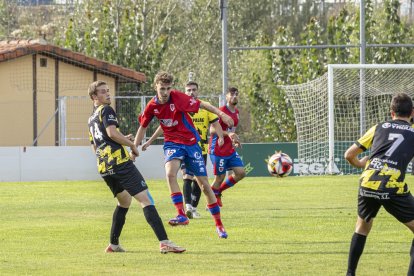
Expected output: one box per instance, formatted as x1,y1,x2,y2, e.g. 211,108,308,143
282,64,414,175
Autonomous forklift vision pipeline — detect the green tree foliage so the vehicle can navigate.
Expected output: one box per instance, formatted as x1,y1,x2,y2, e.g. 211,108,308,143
273,26,300,85
232,34,296,142
0,0,18,37
2,0,414,142
371,0,411,63
298,17,326,82
56,0,173,92
326,6,359,64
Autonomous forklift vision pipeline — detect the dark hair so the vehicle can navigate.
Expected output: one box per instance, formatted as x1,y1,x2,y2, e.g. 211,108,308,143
227,87,238,94
391,93,413,117
153,71,174,89
88,80,107,99
186,81,199,89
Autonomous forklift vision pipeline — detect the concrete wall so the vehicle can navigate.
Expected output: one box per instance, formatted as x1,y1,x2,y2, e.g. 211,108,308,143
0,146,213,182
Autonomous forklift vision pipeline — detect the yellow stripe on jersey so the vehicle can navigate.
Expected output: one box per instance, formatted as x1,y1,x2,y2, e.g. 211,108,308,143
360,164,405,194
357,125,377,150
360,169,381,190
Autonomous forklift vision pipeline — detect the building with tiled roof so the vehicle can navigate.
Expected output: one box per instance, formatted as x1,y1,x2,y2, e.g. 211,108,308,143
0,39,146,146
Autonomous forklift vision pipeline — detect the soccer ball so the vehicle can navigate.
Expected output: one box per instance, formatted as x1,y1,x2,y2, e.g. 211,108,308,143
267,152,293,177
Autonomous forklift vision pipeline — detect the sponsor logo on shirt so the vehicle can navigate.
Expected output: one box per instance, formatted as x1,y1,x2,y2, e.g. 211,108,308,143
170,104,175,111
154,109,159,114
160,119,178,127
382,122,391,128
194,152,201,159
108,114,117,122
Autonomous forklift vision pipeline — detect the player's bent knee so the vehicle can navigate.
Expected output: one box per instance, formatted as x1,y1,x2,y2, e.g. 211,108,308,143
133,190,152,207
238,170,246,180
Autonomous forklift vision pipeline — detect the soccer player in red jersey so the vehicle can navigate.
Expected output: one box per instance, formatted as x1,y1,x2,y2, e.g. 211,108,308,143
133,72,233,238
209,87,246,207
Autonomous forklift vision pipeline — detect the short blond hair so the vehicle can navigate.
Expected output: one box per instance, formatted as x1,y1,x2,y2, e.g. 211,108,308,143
153,71,173,89
88,80,107,99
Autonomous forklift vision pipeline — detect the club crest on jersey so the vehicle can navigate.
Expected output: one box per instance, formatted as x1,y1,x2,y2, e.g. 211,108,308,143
154,108,159,114
194,152,201,159
170,104,175,111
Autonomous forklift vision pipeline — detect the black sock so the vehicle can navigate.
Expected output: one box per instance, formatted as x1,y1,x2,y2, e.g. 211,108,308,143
110,206,129,245
182,179,193,205
191,180,202,207
408,239,414,275
347,232,367,276
143,205,168,241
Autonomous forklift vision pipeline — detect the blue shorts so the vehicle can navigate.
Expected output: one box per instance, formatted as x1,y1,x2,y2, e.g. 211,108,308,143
209,151,244,175
164,142,207,176
181,154,208,176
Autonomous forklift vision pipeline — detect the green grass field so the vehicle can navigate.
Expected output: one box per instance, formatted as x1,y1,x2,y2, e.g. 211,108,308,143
1,175,413,275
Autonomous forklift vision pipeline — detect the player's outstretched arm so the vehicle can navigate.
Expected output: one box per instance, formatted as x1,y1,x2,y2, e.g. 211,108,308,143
200,101,234,127
134,126,147,148
142,125,163,151
106,125,139,159
210,121,224,147
344,144,367,168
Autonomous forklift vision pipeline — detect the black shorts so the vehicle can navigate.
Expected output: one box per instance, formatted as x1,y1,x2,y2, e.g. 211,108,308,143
101,161,148,197
180,154,208,175
358,189,414,223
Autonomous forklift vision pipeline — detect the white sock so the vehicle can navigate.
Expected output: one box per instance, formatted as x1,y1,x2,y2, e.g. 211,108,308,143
110,244,119,250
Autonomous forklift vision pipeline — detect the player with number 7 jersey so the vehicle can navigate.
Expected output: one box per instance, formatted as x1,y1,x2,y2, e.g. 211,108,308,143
344,93,414,276
356,119,414,196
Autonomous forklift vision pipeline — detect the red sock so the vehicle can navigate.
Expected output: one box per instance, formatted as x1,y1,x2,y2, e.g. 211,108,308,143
219,175,237,192
207,202,222,226
170,192,185,216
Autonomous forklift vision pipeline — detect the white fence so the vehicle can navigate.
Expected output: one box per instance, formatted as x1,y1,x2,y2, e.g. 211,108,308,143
0,146,213,182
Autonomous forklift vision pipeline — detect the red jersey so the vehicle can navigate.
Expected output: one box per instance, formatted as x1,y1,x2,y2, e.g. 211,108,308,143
139,90,201,145
209,105,239,157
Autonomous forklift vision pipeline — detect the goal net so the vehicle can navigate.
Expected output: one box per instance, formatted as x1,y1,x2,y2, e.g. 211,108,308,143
281,64,414,175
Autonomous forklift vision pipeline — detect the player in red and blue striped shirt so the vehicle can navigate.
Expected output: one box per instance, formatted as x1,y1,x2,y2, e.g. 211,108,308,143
134,71,233,239
209,87,246,207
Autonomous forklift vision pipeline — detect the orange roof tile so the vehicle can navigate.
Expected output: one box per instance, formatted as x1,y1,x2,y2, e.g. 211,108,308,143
0,39,146,83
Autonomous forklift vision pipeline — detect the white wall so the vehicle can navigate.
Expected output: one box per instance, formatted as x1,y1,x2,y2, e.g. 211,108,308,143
0,146,213,182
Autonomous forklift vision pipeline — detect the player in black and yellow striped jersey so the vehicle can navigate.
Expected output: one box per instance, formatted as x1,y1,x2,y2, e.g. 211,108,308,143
142,81,224,219
88,80,185,254
344,93,414,276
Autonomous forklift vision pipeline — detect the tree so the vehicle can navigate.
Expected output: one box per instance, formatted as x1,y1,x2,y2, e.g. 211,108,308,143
371,0,412,63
